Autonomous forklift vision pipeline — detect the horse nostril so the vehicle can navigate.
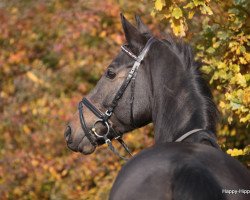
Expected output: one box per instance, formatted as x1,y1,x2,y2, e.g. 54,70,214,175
64,126,72,143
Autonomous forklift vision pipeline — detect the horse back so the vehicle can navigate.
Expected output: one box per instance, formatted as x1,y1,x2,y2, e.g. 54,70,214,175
110,143,250,200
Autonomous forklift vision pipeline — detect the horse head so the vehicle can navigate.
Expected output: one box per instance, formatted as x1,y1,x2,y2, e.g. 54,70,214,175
65,14,154,155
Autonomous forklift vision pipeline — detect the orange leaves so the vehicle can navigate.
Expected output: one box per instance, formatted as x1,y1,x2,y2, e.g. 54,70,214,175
49,166,61,181
22,125,31,135
1,0,249,198
8,50,26,64
0,1,126,199
26,71,46,86
31,159,39,167
77,83,88,94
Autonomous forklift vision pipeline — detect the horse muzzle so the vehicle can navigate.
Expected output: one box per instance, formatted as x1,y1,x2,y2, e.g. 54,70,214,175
64,124,96,154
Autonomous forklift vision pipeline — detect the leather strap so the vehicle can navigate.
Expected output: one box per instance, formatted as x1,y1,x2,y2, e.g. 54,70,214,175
78,101,97,146
175,129,203,142
82,98,104,119
107,37,157,114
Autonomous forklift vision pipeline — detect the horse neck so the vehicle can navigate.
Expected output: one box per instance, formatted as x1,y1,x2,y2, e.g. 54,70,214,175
147,43,217,143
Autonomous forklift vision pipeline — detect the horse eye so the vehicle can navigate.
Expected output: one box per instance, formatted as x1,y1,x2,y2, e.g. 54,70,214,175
106,69,116,79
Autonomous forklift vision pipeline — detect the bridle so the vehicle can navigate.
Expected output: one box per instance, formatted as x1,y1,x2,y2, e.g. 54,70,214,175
78,37,216,160
78,37,157,160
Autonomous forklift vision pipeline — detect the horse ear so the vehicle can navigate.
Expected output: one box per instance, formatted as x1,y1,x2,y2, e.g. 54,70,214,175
120,13,146,50
135,15,151,35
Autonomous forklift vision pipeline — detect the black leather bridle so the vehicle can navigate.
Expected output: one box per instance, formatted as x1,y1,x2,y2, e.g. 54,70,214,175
78,37,157,160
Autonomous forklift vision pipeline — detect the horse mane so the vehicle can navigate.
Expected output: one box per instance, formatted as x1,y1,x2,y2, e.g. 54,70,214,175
159,34,219,134
162,36,199,71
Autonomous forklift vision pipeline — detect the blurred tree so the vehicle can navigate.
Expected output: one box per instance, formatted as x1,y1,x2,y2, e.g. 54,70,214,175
151,0,250,162
0,0,249,199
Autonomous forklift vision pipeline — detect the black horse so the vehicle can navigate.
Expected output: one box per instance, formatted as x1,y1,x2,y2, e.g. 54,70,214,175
65,14,250,199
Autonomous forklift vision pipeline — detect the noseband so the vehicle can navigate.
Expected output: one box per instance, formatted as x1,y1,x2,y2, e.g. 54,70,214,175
78,37,157,160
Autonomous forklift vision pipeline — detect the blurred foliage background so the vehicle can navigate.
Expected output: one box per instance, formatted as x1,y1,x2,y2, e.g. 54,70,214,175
0,0,249,199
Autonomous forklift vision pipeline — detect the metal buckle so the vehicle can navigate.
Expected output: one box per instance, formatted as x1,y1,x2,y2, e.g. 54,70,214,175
105,110,112,117
105,138,111,144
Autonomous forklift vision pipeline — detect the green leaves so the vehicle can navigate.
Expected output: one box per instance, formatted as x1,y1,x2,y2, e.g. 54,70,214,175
206,47,215,54
200,4,213,15
152,0,250,164
172,7,183,19
193,0,204,6
153,0,214,37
